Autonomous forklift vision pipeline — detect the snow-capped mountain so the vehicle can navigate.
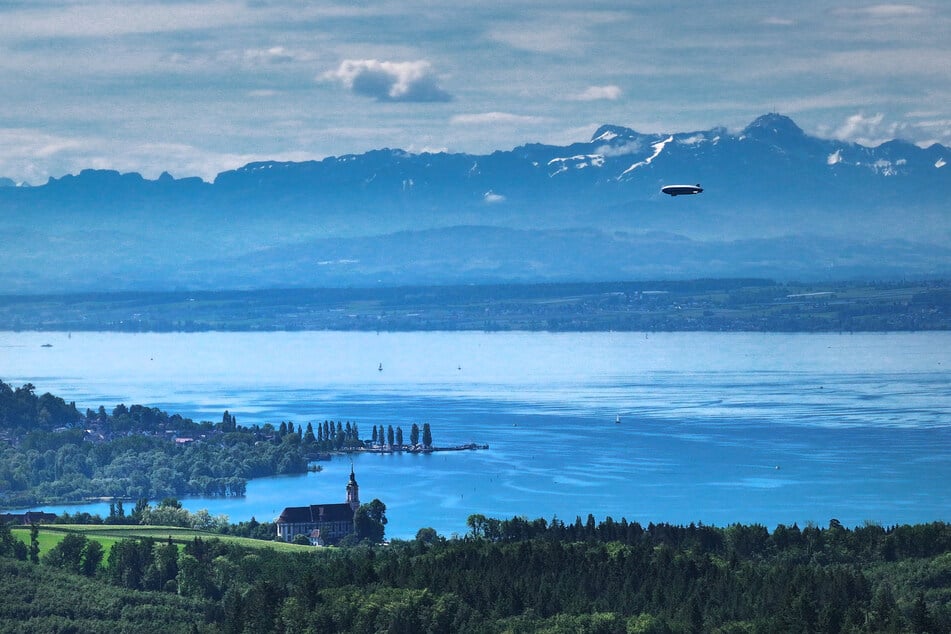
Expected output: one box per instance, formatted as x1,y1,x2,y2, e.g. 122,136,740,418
1,114,948,292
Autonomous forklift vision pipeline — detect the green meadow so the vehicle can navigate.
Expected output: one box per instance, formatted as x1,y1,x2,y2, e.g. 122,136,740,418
10,524,315,558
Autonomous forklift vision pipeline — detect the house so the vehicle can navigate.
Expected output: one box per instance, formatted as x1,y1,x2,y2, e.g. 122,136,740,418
0,511,58,525
275,467,360,545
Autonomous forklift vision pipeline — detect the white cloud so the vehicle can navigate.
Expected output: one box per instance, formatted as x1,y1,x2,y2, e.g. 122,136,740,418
0,1,255,39
321,60,452,102
450,112,544,126
572,85,622,101
483,190,506,203
834,4,927,19
831,112,913,146
595,141,643,158
243,46,315,65
762,17,796,26
486,23,585,54
0,127,322,184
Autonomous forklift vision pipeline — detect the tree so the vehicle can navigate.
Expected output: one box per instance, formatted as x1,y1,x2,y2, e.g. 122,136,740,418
422,423,432,448
410,423,420,446
396,427,403,448
387,425,395,447
131,498,149,524
43,533,88,574
353,499,387,543
910,593,931,634
81,539,104,576
415,527,439,544
29,523,39,564
303,422,316,445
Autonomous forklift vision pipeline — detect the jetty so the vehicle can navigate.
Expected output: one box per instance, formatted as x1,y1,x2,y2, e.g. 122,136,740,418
355,442,488,455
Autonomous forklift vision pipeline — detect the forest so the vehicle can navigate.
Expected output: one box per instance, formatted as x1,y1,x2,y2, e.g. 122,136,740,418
2,514,951,633
0,380,430,509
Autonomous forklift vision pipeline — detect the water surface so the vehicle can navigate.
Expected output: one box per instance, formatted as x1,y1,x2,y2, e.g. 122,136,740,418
3,330,949,538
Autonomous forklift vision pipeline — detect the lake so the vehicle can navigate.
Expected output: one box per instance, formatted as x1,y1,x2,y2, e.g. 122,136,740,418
3,330,950,539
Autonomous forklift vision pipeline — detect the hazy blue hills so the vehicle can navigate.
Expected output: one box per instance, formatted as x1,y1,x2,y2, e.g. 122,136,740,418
1,113,949,293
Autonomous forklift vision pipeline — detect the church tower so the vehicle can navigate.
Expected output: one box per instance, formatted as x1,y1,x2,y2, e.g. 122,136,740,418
346,465,360,511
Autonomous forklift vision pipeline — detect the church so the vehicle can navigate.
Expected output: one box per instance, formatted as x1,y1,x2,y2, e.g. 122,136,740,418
275,467,360,545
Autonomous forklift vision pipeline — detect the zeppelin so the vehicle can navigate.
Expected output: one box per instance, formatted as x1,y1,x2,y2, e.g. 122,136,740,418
661,184,703,196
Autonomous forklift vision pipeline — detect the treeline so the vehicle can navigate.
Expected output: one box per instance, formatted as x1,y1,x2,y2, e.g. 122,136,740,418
0,380,438,508
0,380,310,507
0,429,307,507
4,516,951,633
0,381,81,433
4,279,950,333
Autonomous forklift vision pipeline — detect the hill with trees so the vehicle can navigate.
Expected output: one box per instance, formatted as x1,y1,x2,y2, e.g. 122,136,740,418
2,513,950,632
0,380,439,509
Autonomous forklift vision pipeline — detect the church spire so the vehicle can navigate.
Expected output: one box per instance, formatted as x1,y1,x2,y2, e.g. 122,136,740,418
346,463,360,511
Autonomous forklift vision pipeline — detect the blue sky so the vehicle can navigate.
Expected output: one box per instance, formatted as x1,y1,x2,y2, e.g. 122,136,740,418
2,1,949,184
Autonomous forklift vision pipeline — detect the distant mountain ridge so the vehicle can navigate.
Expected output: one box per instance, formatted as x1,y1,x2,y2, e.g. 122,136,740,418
1,114,949,293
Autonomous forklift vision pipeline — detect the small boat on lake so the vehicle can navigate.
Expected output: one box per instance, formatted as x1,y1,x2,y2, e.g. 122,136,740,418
615,414,621,424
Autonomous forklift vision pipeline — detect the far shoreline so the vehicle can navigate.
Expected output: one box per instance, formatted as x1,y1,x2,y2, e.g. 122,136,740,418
1,279,948,333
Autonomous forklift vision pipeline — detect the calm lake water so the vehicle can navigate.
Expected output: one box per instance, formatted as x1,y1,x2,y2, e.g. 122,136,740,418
3,330,950,539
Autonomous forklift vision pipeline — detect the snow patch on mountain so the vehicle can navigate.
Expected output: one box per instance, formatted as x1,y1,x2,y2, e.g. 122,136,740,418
827,150,843,165
937,158,947,168
620,136,673,177
547,154,606,176
678,134,707,146
872,159,898,176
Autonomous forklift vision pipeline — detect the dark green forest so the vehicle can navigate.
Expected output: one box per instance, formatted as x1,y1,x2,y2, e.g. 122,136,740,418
2,515,951,633
0,380,410,510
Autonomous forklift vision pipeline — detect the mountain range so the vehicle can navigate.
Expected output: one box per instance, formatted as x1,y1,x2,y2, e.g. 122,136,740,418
1,113,949,293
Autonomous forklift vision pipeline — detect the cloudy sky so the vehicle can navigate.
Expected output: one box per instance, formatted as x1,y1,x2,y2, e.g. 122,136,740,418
2,0,949,183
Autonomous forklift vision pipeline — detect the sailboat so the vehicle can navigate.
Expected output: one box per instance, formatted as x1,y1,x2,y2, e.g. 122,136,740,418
615,414,621,424
378,363,383,372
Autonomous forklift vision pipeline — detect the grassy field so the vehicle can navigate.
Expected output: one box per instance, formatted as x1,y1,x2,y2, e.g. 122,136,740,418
10,524,316,558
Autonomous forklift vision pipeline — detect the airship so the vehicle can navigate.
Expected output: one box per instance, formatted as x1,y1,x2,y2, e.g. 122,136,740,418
661,184,703,196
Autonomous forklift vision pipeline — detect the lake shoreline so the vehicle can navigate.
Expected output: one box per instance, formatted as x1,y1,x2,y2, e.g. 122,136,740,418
2,279,948,332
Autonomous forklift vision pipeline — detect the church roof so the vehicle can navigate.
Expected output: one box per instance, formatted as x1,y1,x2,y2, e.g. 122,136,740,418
277,503,354,524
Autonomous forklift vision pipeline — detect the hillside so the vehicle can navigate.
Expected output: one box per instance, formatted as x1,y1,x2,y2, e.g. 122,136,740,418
1,114,949,293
